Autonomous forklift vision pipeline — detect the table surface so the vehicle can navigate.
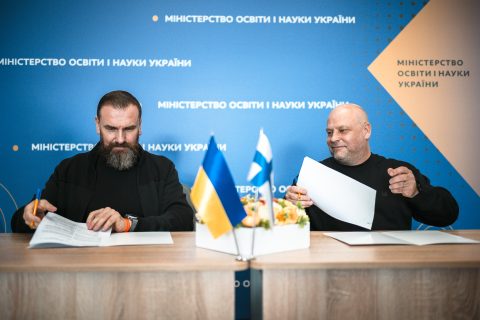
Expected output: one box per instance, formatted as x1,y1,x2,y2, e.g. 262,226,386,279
250,230,480,270
2,231,480,272
0,232,248,272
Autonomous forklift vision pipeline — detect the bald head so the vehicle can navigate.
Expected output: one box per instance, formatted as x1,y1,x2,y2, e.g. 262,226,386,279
326,103,372,166
328,104,369,125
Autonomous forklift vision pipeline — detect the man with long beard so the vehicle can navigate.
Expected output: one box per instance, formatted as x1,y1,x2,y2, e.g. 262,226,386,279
12,90,194,232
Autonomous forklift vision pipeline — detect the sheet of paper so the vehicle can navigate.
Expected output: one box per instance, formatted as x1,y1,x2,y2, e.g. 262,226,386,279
324,230,480,246
29,212,111,248
324,231,410,245
297,156,376,229
103,232,173,246
382,230,480,246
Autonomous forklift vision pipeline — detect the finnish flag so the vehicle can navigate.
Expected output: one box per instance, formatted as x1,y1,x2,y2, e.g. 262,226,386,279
247,129,274,223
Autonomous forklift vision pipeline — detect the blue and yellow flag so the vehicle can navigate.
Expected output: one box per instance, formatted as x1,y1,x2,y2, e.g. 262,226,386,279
191,137,247,238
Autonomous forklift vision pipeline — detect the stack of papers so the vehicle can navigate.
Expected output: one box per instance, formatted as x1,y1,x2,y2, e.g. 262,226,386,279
29,212,173,248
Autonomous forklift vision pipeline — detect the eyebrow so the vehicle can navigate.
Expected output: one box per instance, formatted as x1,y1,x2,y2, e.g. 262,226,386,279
103,124,138,130
326,125,350,131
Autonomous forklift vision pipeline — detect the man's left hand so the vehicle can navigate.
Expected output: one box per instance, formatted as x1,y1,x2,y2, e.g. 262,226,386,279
86,207,126,232
387,166,419,198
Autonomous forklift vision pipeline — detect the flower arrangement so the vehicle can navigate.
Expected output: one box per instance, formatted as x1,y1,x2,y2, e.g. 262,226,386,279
240,195,309,229
195,195,311,257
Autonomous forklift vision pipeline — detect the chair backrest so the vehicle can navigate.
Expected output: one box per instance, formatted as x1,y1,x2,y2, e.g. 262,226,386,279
416,223,454,231
181,183,197,230
181,183,195,212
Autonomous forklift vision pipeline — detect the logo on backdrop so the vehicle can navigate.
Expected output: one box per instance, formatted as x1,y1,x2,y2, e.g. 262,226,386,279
26,143,226,153
0,58,192,68
157,100,348,110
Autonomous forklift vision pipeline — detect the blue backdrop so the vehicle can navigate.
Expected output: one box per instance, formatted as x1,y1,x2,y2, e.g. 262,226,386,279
1,1,478,229
2,2,479,319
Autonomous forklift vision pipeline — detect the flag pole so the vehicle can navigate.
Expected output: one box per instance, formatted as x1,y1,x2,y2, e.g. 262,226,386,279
232,228,247,261
249,188,260,260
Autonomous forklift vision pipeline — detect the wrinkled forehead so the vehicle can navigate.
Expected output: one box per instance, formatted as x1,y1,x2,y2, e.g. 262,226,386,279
98,104,141,125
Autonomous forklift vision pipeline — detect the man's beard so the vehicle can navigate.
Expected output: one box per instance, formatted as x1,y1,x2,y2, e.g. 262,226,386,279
99,139,140,171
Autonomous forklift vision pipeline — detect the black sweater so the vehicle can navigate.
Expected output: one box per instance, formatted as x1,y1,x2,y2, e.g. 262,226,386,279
301,154,459,231
11,144,194,233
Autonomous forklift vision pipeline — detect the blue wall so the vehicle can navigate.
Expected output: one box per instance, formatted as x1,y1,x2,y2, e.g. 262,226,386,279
1,0,478,234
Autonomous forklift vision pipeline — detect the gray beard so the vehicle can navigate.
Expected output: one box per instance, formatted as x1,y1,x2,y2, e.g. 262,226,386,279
99,140,140,171
105,147,138,170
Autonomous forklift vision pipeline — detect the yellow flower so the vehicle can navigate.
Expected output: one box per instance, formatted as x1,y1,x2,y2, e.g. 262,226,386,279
239,195,308,227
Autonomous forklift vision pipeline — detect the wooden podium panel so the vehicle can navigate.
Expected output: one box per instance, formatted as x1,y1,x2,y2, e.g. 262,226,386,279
0,233,247,320
250,231,480,320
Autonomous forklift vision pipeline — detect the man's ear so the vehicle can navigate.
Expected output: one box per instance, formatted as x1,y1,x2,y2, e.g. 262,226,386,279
95,116,100,135
364,122,372,140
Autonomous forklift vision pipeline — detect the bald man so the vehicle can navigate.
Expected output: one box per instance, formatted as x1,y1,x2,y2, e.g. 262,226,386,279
285,104,459,231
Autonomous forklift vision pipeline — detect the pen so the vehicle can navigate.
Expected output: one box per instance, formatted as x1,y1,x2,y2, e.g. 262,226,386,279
30,188,42,228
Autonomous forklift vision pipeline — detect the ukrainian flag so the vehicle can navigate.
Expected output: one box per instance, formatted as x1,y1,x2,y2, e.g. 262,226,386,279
191,137,247,238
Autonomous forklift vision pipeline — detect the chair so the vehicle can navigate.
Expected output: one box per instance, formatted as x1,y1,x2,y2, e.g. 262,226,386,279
182,183,197,230
416,223,454,231
181,183,195,212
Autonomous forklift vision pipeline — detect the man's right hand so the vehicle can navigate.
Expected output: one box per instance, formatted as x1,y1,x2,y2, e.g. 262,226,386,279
86,208,126,232
285,185,313,208
23,199,57,229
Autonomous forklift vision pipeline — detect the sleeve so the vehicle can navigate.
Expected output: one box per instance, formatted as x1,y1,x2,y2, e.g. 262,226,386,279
406,168,459,227
135,160,194,232
11,203,33,233
10,166,60,233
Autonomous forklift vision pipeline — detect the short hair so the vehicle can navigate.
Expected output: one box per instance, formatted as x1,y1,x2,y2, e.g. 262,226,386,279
96,90,142,119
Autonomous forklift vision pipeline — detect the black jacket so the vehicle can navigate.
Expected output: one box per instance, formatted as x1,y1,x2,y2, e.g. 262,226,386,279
11,144,194,232
299,154,459,231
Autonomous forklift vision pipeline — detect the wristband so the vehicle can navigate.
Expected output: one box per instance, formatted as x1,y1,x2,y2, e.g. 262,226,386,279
123,217,131,232
126,215,138,231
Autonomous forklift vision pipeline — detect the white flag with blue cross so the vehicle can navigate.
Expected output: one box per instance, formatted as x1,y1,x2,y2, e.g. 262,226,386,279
247,129,274,223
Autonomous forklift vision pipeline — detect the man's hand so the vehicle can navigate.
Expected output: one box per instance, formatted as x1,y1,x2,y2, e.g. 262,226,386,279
285,185,314,208
24,199,57,229
86,207,127,232
388,166,419,198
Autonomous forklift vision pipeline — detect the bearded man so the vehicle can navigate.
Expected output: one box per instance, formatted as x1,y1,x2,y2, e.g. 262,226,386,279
12,90,194,233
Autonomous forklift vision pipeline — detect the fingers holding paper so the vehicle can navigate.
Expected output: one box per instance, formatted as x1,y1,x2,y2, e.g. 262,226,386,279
24,199,57,229
388,166,419,198
86,207,126,232
285,185,314,208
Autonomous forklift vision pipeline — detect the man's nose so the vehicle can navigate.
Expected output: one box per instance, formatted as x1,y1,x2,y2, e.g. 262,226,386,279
115,130,126,143
330,130,339,141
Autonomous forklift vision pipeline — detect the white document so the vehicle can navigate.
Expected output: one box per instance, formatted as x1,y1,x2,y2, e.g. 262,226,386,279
381,230,479,245
106,232,173,246
29,212,173,248
297,156,376,229
29,212,111,248
324,230,480,246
